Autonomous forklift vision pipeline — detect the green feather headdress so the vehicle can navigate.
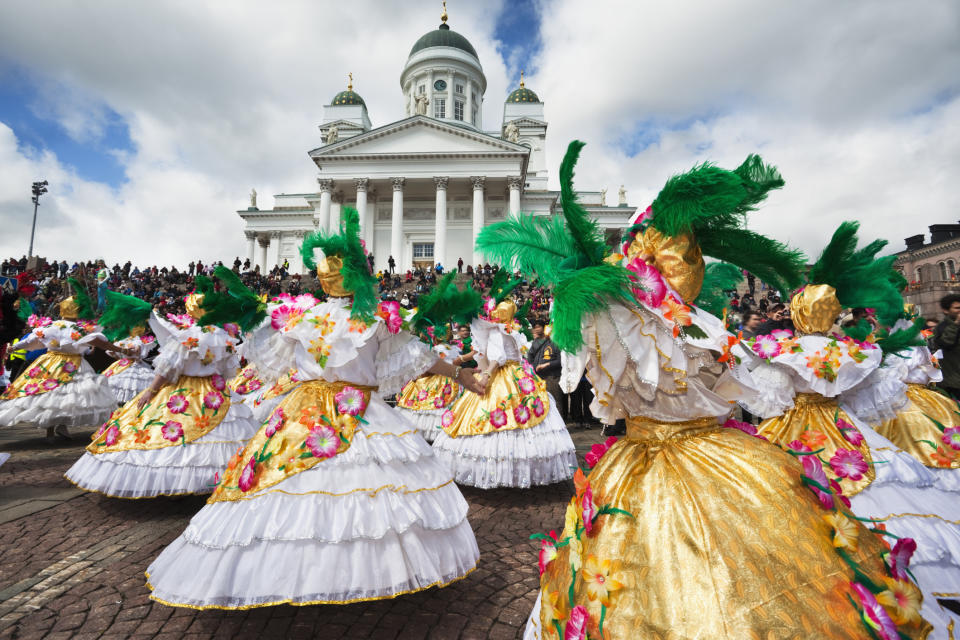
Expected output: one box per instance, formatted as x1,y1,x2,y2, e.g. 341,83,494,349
411,272,483,339
100,291,153,341
477,141,634,352
694,262,743,318
198,266,268,332
807,221,903,326
488,269,522,305
66,277,97,320
300,207,377,320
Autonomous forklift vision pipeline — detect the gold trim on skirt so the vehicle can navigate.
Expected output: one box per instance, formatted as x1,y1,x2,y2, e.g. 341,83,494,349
1,352,82,401
442,361,550,437
758,394,875,496
102,358,136,378
88,375,231,454
875,384,960,469
396,374,462,412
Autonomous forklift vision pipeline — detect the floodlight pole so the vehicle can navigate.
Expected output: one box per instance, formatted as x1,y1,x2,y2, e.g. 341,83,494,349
28,180,48,259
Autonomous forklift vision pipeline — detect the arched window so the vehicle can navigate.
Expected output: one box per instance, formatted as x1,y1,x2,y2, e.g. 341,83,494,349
949,260,956,278
940,262,949,281
916,267,923,283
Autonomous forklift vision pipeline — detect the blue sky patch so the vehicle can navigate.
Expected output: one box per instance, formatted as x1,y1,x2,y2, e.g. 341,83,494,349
494,0,542,81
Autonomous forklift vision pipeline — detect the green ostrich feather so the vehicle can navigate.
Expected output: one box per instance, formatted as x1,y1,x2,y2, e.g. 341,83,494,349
100,291,153,341
551,263,633,353
475,213,574,287
411,273,482,336
488,268,522,305
694,262,743,317
66,277,96,320
559,140,606,264
300,207,377,320
198,266,268,332
16,297,31,323
842,319,874,343
698,228,806,298
878,318,926,359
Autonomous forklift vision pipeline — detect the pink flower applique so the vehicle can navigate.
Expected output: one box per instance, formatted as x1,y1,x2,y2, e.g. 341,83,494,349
305,425,339,459
417,389,429,402
581,485,598,535
211,374,226,391
270,305,303,332
222,322,240,338
433,396,445,409
829,479,851,509
442,383,453,396
166,395,189,414
238,458,257,492
41,379,60,391
830,449,869,481
490,408,508,429
801,455,834,509
23,383,39,396
625,258,667,308
522,360,536,376
518,375,536,395
514,405,531,425
104,424,120,446
376,301,403,334
770,328,794,340
888,538,917,581
723,418,758,437
788,439,812,453
162,420,184,442
942,426,960,451
751,334,781,359
247,379,262,392
62,362,77,374
235,383,248,395
27,366,42,378
564,605,589,640
441,410,455,428
265,408,285,437
850,582,899,640
585,436,619,468
243,368,256,379
538,530,560,576
27,314,51,328
531,397,546,417
483,298,496,315
335,386,366,416
837,418,864,446
116,358,131,367
203,391,224,410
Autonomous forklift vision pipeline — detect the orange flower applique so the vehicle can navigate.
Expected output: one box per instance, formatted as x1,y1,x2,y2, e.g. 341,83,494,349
134,429,151,444
799,428,827,450
182,337,199,349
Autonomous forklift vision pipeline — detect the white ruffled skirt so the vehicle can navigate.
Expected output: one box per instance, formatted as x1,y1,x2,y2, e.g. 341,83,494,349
0,365,116,430
144,397,479,608
395,406,447,443
844,409,960,598
106,361,155,405
64,402,258,498
431,399,577,489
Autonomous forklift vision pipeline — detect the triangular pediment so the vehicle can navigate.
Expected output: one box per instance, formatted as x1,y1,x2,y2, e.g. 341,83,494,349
506,117,547,127
309,116,528,159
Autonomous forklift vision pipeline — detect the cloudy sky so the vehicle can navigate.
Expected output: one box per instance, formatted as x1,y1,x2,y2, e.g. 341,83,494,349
0,0,957,268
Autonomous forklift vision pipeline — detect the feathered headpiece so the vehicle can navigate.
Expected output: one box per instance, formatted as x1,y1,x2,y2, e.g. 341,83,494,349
198,266,268,332
100,291,153,341
64,277,97,320
694,262,744,318
300,207,377,320
411,272,483,340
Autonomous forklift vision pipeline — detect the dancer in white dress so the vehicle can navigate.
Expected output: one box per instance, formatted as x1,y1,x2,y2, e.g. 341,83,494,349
145,209,484,608
65,282,259,498
0,280,120,440
98,290,160,405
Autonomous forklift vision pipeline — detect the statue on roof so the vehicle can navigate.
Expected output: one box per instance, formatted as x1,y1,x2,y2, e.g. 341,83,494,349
599,188,607,207
503,121,519,143
415,93,429,115
249,188,257,209
618,184,627,206
326,125,339,145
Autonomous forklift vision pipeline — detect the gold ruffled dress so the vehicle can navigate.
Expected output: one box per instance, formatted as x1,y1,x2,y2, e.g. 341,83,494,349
431,302,577,489
395,343,463,443
524,299,936,639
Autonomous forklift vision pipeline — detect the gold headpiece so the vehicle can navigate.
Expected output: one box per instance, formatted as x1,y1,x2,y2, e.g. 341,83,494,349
625,227,705,302
59,296,79,320
790,284,842,335
317,255,350,298
130,325,147,337
491,299,517,323
185,293,206,320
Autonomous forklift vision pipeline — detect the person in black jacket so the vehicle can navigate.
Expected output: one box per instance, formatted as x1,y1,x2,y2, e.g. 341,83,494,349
933,293,960,399
526,319,566,422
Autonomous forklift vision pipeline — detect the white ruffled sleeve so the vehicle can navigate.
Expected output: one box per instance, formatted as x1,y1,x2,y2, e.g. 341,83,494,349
375,325,437,397
470,318,522,366
840,365,909,424
736,361,797,419
8,332,43,352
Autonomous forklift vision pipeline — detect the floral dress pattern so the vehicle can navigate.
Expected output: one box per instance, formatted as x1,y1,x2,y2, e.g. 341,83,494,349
395,343,464,442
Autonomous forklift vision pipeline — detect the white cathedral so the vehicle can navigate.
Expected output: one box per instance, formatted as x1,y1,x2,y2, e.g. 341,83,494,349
238,9,636,274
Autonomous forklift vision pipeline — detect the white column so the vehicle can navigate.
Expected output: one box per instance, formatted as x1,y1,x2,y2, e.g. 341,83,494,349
426,72,433,117
269,231,282,271
244,231,256,269
355,178,368,239
390,178,405,271
317,179,333,232
508,176,522,216
448,69,454,122
465,80,473,126
330,195,342,233
366,191,377,258
292,231,306,273
472,176,486,268
258,236,269,273
434,176,448,270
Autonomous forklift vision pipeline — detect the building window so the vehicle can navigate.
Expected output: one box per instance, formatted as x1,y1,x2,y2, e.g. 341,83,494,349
472,91,477,104
433,98,445,119
418,84,425,94
941,262,949,281
455,83,464,94
472,106,478,125
916,268,923,283
413,243,434,259
950,260,957,278
454,100,464,121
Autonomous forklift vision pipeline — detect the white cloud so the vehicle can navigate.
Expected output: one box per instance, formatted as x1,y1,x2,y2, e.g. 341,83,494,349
0,0,957,268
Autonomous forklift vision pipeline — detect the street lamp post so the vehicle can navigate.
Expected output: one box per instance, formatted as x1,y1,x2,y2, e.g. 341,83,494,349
28,180,48,259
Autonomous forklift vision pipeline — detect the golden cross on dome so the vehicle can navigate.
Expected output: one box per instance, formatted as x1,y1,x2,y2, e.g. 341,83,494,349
520,70,525,89
348,72,353,91
441,1,448,24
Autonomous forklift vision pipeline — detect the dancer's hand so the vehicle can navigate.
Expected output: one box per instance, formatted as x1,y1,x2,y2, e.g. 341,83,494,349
136,389,155,411
457,368,486,396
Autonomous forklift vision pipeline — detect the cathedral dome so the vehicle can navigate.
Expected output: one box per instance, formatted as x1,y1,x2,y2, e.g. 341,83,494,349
331,89,365,106
506,86,539,103
409,24,478,60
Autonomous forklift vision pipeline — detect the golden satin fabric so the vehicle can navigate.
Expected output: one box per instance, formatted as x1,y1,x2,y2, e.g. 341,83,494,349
625,227,705,302
876,384,960,469
88,375,231,454
491,299,517,323
791,284,842,335
251,370,300,408
184,293,205,320
442,361,550,437
316,256,350,298
758,394,875,496
229,365,265,395
1,352,82,400
396,374,462,411
102,358,135,378
537,416,931,639
209,380,374,503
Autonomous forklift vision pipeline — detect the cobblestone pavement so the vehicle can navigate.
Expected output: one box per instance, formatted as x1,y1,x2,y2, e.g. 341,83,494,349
0,423,606,639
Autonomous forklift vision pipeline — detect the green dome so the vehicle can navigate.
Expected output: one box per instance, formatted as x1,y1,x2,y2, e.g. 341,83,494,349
409,24,478,59
506,86,540,103
331,90,365,106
